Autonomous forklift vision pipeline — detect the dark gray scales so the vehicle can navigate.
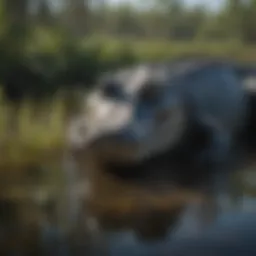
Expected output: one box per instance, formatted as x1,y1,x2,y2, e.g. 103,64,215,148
100,57,255,199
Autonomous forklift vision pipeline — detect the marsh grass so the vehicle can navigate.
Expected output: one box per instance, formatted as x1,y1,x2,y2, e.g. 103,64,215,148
0,90,67,169
82,37,256,62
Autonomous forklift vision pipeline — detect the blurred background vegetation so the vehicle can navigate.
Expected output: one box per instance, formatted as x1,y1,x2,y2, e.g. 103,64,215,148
0,0,256,191
3,0,256,101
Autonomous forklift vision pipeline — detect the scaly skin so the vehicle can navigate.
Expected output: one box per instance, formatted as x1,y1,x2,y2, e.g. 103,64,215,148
68,57,256,239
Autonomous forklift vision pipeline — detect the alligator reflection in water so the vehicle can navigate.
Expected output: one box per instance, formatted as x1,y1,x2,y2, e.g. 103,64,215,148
81,164,256,256
90,179,256,256
106,211,256,256
88,182,203,241
0,156,252,254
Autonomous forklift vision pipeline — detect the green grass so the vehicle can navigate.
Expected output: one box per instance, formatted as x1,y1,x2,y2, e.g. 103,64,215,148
81,37,256,62
0,91,67,168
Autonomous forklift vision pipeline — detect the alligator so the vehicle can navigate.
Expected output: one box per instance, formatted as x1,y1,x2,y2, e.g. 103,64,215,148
67,56,256,237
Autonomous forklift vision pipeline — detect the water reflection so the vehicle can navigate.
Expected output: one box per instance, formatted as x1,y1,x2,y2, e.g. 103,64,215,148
0,163,255,255
103,196,256,256
86,168,256,256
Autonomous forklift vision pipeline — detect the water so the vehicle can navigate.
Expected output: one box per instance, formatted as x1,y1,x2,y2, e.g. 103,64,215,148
101,196,256,255
51,162,256,255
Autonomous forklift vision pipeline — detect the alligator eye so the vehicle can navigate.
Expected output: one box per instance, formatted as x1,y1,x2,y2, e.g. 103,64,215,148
139,82,161,105
102,81,124,99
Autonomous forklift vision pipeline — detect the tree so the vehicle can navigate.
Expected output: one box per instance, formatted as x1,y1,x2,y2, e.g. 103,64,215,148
64,0,90,37
2,0,30,56
36,0,54,26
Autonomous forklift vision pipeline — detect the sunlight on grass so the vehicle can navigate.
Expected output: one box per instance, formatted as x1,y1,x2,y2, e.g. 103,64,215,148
0,90,68,168
82,37,256,63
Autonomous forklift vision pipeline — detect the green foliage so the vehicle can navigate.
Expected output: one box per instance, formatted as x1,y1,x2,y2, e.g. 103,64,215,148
1,0,256,102
0,93,66,167
1,31,256,102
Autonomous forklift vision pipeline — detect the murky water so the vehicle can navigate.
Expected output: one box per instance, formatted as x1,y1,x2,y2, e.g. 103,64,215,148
81,167,256,256
99,195,256,256
2,164,255,255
